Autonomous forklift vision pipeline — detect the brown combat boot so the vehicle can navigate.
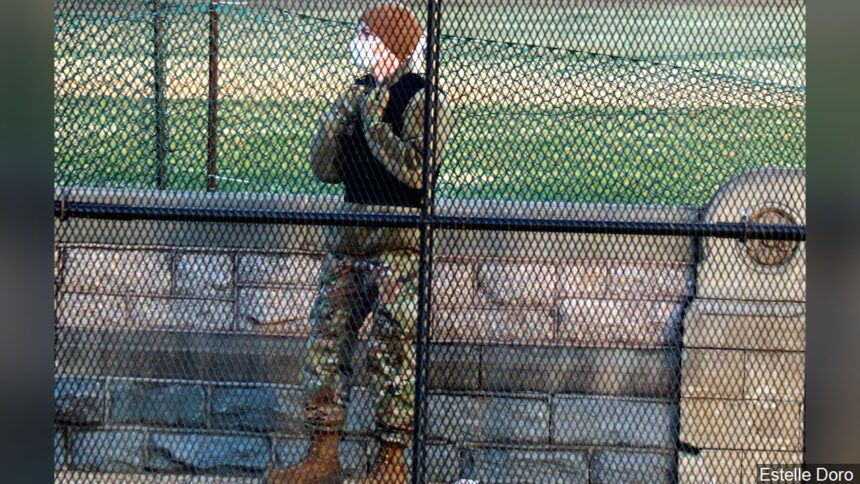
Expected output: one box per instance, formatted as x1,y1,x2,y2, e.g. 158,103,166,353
358,441,409,484
265,431,342,484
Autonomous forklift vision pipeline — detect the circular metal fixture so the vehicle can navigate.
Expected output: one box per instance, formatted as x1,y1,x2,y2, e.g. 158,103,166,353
743,207,799,266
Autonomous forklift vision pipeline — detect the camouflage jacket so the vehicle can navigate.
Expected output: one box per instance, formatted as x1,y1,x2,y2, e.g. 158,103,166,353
310,59,452,256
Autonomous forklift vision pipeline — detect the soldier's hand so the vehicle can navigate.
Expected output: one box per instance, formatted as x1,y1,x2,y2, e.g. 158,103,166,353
327,84,367,127
361,86,390,126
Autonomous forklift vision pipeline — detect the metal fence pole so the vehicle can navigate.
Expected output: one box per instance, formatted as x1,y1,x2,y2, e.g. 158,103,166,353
206,0,220,192
412,0,442,482
50,202,808,241
152,0,167,189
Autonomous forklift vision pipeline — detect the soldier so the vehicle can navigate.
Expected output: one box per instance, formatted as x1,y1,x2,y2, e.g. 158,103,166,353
266,2,451,483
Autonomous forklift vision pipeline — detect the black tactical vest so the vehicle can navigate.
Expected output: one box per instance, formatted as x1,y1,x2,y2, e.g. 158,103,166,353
340,72,428,208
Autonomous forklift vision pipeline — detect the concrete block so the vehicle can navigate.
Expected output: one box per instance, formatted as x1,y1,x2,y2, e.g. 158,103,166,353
680,349,745,399
582,347,679,398
429,308,476,343
260,336,309,385
88,219,312,251
432,308,554,345
559,261,611,298
63,248,172,295
427,394,484,442
698,237,805,302
557,298,681,347
427,343,481,391
679,398,746,449
564,232,694,263
678,448,746,484
126,297,233,330
745,400,803,451
56,328,310,385
147,433,270,472
744,351,805,401
70,430,146,472
427,394,550,444
436,229,693,263
553,395,676,449
55,378,104,425
238,253,321,287
237,287,315,335
431,260,477,309
481,345,574,393
484,396,551,443
608,261,692,299
463,447,588,483
211,385,280,432
423,444,462,482
591,450,674,484
175,253,234,298
683,300,805,351
476,262,557,306
481,345,678,396
432,196,697,227
680,399,803,452
56,293,125,328
108,380,206,428
486,308,555,345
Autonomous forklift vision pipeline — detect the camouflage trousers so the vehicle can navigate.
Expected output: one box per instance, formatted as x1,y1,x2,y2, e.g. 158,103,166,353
301,249,419,447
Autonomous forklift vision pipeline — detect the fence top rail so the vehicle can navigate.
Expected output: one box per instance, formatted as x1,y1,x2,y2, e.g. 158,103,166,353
54,185,701,224
54,196,806,241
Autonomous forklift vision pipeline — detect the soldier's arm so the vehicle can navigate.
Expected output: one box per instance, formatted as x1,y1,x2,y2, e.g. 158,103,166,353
309,112,346,184
362,88,452,190
310,85,366,184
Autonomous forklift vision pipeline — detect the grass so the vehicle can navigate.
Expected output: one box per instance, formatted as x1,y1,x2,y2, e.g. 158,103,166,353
54,3,806,206
55,94,804,206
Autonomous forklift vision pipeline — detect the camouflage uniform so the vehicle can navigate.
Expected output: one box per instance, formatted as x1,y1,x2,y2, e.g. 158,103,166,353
303,250,419,446
301,58,451,448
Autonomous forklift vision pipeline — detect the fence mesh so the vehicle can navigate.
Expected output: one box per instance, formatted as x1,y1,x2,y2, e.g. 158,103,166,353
54,0,806,482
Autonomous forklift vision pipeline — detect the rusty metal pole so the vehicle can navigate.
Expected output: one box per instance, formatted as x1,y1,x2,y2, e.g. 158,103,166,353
206,0,220,191
153,0,167,189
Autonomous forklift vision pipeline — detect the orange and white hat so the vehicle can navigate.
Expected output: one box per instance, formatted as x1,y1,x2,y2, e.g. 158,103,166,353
350,2,426,70
359,1,423,63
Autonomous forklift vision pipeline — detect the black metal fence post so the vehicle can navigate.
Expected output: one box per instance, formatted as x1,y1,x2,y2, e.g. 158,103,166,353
206,0,220,192
152,0,167,189
412,0,443,482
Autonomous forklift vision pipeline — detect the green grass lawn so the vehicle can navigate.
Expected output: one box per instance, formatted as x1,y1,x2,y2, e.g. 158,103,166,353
55,93,804,206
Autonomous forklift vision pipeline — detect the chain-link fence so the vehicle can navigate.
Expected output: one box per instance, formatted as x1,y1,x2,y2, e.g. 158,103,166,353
54,0,806,482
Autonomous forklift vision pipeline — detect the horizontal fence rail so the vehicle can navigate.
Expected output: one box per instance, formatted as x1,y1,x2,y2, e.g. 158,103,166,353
54,200,807,240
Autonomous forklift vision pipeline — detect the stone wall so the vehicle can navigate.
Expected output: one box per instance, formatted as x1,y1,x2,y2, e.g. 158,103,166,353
53,168,805,482
678,168,806,483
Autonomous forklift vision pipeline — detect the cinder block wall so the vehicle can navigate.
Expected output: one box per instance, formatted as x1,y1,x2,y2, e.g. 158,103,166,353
678,168,806,483
53,168,805,483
